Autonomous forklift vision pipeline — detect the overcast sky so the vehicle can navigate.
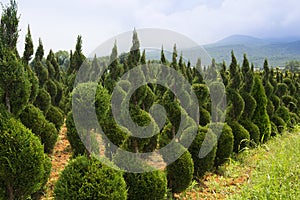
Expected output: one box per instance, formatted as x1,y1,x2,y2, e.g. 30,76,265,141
2,0,300,55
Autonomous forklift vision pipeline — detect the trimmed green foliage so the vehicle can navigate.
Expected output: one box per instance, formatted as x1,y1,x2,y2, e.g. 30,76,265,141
124,170,167,200
252,76,271,143
226,88,245,121
240,119,260,145
66,111,99,157
271,115,286,134
276,106,290,125
19,104,58,153
54,156,127,200
166,146,194,193
46,105,64,131
188,126,217,179
229,121,250,153
34,88,51,114
0,116,51,200
211,123,234,167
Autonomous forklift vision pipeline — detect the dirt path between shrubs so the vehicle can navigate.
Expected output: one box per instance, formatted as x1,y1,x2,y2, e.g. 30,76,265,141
42,123,72,200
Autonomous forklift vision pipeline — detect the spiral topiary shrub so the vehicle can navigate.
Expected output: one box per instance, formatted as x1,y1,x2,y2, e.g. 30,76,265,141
46,105,64,131
239,119,260,145
34,88,51,114
271,115,286,134
0,116,51,200
276,106,290,125
19,104,58,153
166,145,194,194
124,169,167,200
54,156,127,200
251,76,271,143
66,111,99,157
188,126,217,179
229,121,250,153
210,123,234,167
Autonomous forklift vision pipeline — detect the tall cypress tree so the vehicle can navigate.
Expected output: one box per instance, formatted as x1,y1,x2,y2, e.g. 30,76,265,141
0,0,31,116
23,25,34,64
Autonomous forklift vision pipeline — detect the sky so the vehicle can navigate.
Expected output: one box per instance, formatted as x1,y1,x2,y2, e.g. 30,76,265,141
1,0,300,55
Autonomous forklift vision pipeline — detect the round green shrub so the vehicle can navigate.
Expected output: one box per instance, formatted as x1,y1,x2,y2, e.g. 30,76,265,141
34,88,51,114
188,126,217,179
211,123,234,167
54,156,127,200
229,121,250,153
124,170,167,200
166,146,194,193
240,120,260,145
19,104,58,153
0,117,51,200
46,105,64,131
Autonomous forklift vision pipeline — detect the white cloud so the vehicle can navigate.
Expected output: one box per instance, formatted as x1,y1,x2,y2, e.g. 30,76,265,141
7,0,300,55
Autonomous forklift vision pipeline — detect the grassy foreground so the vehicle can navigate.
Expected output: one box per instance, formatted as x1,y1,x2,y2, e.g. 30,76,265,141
179,126,300,199
232,126,300,199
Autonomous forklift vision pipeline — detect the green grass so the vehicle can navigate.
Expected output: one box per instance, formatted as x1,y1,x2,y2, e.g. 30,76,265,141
231,126,300,199
178,126,300,199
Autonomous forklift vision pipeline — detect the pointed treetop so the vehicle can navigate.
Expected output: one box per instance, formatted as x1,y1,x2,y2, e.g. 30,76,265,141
35,38,44,61
242,53,250,76
23,24,34,64
160,45,166,64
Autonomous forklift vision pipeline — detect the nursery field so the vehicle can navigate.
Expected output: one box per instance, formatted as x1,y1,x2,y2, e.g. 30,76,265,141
1,1,300,200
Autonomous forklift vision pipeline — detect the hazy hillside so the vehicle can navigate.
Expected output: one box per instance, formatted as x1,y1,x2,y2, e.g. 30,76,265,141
204,35,300,67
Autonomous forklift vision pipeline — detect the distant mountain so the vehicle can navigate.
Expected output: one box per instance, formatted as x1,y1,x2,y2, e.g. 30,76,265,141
203,35,300,67
213,35,268,46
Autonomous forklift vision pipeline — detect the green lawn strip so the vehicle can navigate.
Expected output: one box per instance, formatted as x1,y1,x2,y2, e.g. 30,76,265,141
230,126,300,199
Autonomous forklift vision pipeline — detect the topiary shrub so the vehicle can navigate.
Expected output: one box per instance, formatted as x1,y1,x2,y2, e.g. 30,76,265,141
226,88,245,121
270,121,278,137
251,76,271,143
282,95,298,113
66,111,99,157
19,104,58,153
276,106,290,125
239,119,260,145
271,115,286,134
210,123,234,167
0,116,51,200
199,107,211,126
188,126,217,179
46,105,64,131
124,170,167,200
54,156,127,200
276,83,288,97
166,145,194,194
228,121,250,153
34,88,51,114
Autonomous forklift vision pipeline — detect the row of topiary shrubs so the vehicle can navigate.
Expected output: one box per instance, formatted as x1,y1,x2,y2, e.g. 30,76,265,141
59,34,299,199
